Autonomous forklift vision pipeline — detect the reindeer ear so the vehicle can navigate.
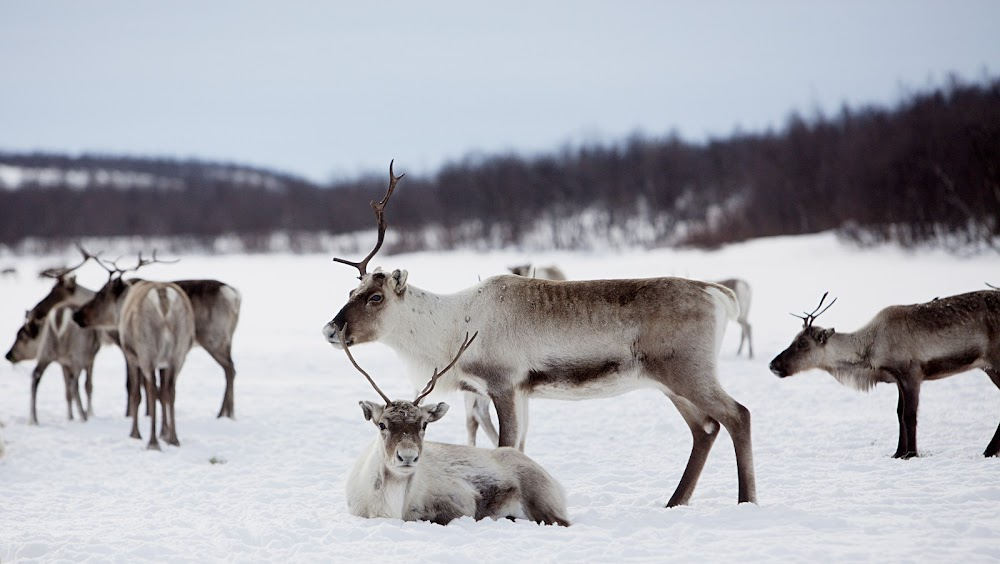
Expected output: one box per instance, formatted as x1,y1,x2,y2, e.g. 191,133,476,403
818,328,835,344
422,402,449,423
359,400,384,422
388,269,408,295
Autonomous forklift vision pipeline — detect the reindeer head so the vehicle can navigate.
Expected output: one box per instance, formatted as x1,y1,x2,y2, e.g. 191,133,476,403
342,326,476,475
323,161,406,348
5,311,43,363
769,292,837,378
72,251,175,329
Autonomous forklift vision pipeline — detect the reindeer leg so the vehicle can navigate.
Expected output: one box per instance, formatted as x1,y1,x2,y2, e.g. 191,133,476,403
983,368,1000,457
29,361,49,426
664,394,720,507
61,365,75,421
206,346,236,419
476,396,500,448
464,393,480,446
489,388,521,449
745,322,754,359
893,382,908,458
164,368,180,447
144,369,160,451
516,394,530,452
70,367,87,422
895,377,921,459
670,370,756,505
84,362,94,417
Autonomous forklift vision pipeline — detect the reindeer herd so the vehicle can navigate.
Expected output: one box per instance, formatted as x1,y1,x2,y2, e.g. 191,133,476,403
4,160,999,527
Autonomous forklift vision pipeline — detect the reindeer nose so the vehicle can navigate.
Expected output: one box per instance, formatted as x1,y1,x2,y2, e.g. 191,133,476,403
4,350,14,363
396,449,419,466
72,311,86,327
769,359,786,377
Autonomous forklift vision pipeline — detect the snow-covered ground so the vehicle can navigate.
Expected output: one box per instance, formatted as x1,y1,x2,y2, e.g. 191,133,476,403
1,233,998,562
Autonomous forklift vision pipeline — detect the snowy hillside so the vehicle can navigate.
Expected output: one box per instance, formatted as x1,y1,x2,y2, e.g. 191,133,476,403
1,233,998,561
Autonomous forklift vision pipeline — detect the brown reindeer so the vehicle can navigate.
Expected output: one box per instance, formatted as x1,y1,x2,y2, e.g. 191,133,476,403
73,255,198,449
323,161,756,507
770,290,1000,458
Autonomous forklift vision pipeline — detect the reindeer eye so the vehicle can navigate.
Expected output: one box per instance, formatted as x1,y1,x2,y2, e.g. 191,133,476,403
368,294,383,304
378,422,386,431
795,339,808,350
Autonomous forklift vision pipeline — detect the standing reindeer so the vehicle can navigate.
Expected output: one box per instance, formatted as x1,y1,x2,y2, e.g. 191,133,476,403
6,304,101,424
342,327,570,526
770,290,1000,458
323,162,756,506
14,247,242,419
713,278,753,359
73,255,196,450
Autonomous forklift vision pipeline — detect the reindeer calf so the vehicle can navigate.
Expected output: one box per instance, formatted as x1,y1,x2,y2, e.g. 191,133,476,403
770,290,1000,458
6,304,101,425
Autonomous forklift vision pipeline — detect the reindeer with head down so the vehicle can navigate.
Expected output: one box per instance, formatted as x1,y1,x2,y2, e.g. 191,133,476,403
323,161,756,507
770,289,1000,458
341,327,570,525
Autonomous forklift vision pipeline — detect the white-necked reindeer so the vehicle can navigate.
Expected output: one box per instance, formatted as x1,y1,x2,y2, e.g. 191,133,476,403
73,255,196,450
342,327,570,526
323,162,756,507
770,290,1000,458
713,278,753,359
6,304,101,425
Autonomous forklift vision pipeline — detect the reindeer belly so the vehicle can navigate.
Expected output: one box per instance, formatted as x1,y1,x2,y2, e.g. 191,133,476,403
522,360,649,399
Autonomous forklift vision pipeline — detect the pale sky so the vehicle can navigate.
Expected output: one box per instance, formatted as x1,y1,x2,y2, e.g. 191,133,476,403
1,1,997,183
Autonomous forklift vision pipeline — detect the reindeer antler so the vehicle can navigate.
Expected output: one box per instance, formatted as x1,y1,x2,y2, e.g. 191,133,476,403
790,291,838,328
96,250,179,280
414,332,478,405
39,243,99,279
333,160,404,279
338,324,393,405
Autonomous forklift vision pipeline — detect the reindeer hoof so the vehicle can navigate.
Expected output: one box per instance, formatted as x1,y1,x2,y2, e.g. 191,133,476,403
147,441,161,451
130,430,142,440
893,451,918,459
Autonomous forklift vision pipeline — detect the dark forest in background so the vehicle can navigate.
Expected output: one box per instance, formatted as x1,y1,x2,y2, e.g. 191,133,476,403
2,76,998,252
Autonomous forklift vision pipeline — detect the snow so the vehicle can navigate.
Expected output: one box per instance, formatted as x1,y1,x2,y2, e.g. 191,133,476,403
1,232,999,562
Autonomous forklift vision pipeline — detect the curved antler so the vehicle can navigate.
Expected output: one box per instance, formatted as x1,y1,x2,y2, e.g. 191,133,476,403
338,324,392,405
96,250,179,280
333,159,404,279
790,291,838,328
415,332,478,405
40,243,99,279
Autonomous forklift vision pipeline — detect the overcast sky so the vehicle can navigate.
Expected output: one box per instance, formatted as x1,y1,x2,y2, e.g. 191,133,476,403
1,1,998,183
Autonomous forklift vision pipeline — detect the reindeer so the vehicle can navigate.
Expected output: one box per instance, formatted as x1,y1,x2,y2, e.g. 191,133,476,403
342,327,571,526
713,278,753,359
15,247,242,419
508,264,566,281
73,255,197,449
322,162,756,507
769,290,1000,458
6,304,101,425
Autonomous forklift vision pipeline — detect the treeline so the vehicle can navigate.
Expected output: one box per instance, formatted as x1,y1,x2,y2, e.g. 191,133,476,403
2,76,997,252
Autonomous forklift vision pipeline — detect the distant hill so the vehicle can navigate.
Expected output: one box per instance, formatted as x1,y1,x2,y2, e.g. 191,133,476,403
3,76,998,254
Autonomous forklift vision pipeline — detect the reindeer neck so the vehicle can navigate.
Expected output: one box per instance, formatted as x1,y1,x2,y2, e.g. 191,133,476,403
351,439,413,520
821,330,882,390
382,284,477,389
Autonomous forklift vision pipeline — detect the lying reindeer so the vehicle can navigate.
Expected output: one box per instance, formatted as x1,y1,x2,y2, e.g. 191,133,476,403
323,162,756,507
508,264,566,281
770,290,1000,458
6,304,101,425
341,327,570,526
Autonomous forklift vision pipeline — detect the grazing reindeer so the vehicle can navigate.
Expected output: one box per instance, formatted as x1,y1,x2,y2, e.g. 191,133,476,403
19,248,242,419
770,290,1000,458
713,278,753,359
342,327,571,526
323,162,756,506
508,264,566,281
73,256,197,449
6,305,101,424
